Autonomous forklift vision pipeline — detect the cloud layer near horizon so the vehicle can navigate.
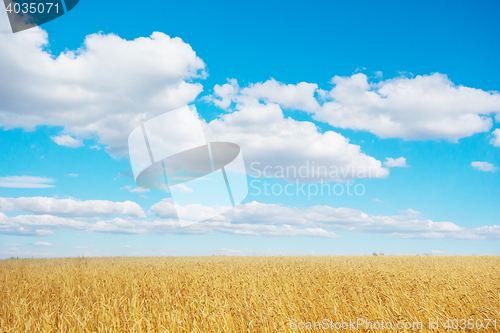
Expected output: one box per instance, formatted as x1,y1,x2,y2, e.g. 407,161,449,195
1,197,497,241
0,196,146,218
151,200,500,240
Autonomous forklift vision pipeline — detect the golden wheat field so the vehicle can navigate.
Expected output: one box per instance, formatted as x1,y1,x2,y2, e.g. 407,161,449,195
0,256,499,332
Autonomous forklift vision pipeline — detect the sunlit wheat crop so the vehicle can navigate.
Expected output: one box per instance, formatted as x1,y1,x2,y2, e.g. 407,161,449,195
1,256,499,332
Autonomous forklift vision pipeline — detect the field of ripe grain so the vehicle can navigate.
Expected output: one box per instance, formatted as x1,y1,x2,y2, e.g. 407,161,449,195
1,256,499,332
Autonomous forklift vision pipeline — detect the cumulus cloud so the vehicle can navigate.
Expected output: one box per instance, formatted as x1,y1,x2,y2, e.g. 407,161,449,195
238,78,320,112
471,161,497,173
0,212,88,236
317,73,499,141
150,200,500,240
384,157,408,167
51,134,83,148
213,74,500,142
0,12,205,156
0,196,146,217
214,248,242,255
33,242,52,247
191,222,339,238
490,129,500,147
170,184,193,193
398,209,420,216
206,85,388,182
210,78,239,109
0,212,150,235
0,211,338,238
0,176,55,188
0,14,393,182
150,198,177,219
121,186,149,194
36,230,54,236
1,200,498,240
430,250,447,255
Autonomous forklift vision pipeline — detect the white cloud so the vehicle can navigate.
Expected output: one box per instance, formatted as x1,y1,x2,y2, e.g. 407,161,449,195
240,79,321,112
68,174,79,177
398,209,421,216
0,202,339,238
214,248,242,255
150,200,500,241
430,250,447,255
490,129,500,147
0,212,144,235
34,242,52,247
194,222,340,238
36,230,54,236
1,200,499,240
0,176,55,188
121,185,149,194
384,157,408,167
0,249,52,257
216,74,500,142
90,145,102,150
85,218,149,234
51,134,83,148
214,202,466,238
0,13,205,156
123,245,132,248
0,196,146,217
319,73,500,141
170,184,193,193
206,86,388,182
210,78,239,109
471,161,497,172
150,198,177,219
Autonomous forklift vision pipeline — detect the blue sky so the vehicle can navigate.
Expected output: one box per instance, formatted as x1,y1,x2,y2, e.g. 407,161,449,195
1,0,499,257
